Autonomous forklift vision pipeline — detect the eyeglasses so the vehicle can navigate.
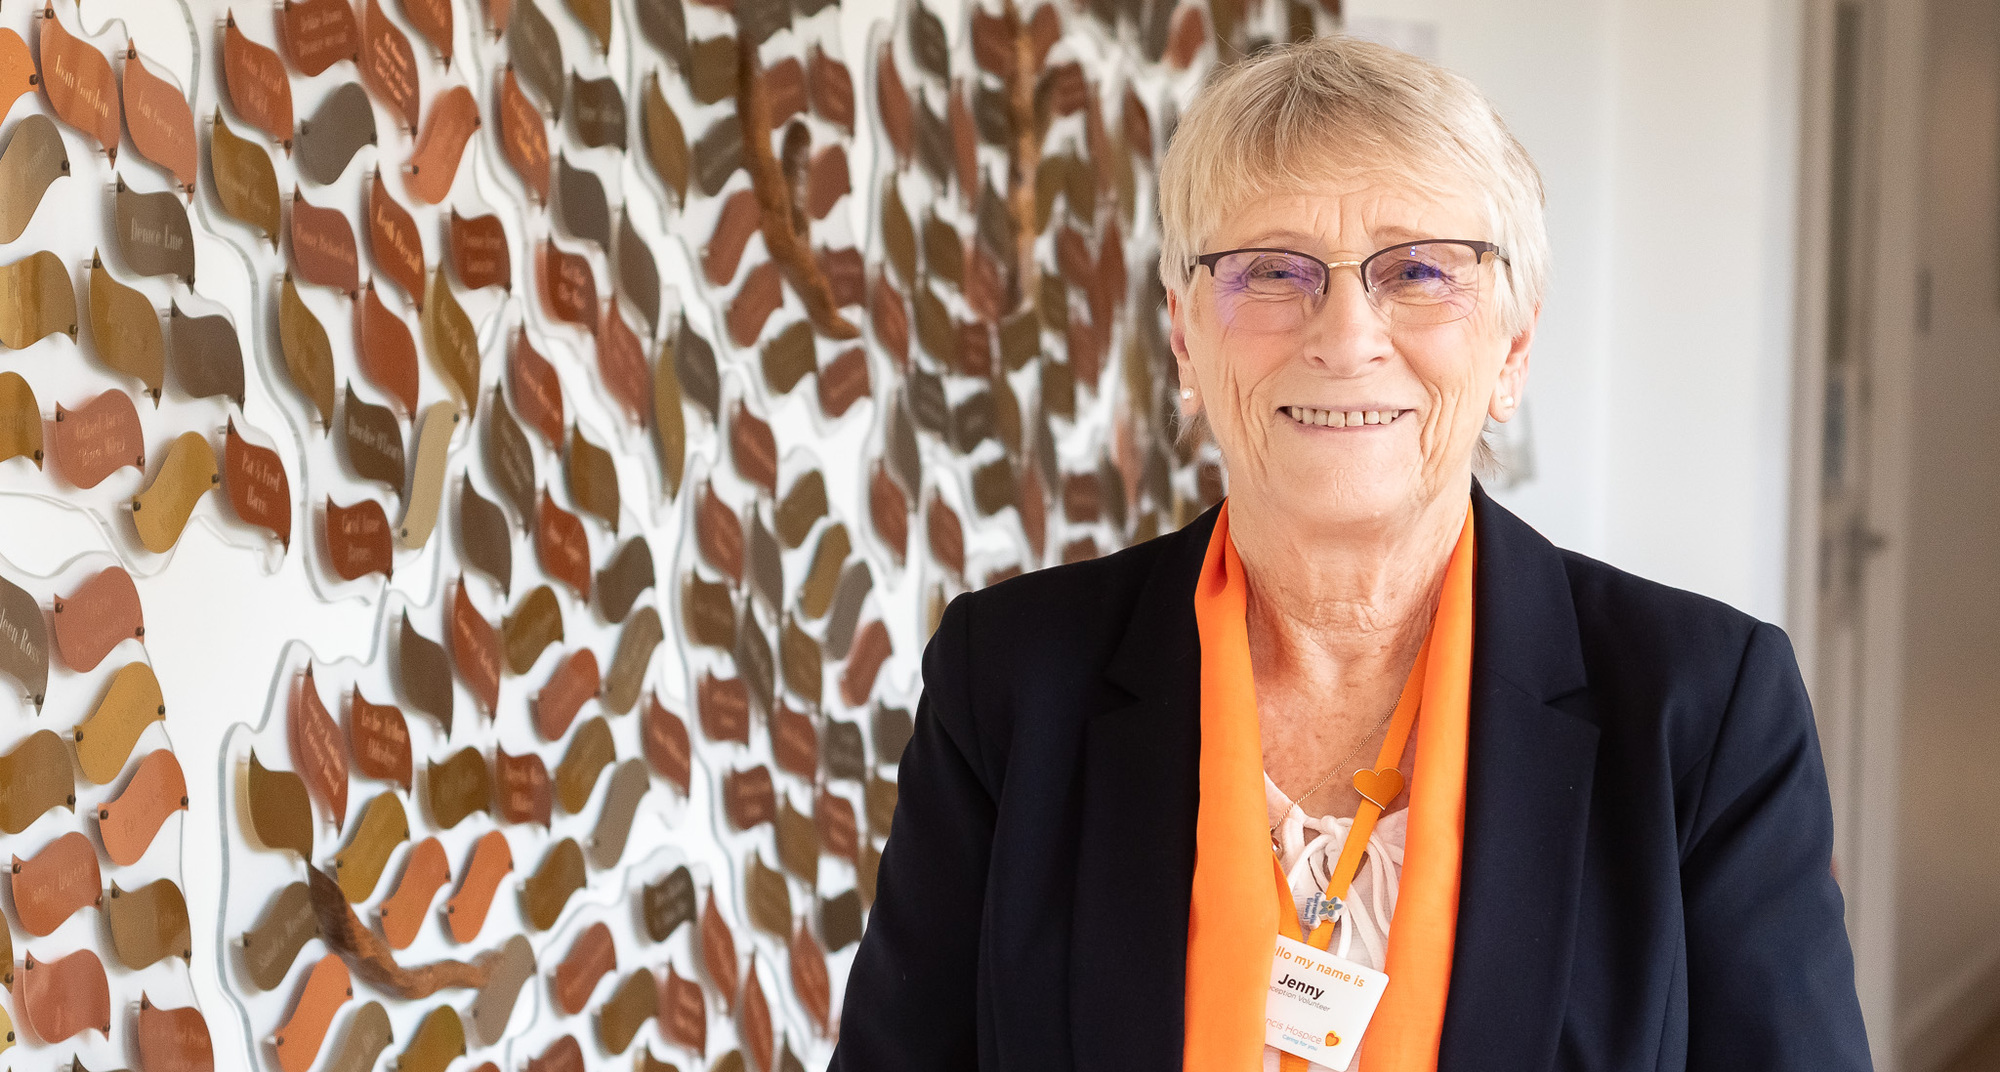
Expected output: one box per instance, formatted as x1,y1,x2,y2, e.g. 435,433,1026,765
1188,240,1509,331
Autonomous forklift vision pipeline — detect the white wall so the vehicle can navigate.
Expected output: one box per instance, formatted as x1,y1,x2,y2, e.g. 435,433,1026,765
1347,0,1803,625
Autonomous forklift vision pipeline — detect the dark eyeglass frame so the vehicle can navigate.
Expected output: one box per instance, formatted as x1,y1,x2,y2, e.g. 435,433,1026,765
1188,240,1510,296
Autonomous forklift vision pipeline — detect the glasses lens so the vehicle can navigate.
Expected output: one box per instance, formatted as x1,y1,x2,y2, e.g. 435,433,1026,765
1209,250,1326,333
1364,243,1485,325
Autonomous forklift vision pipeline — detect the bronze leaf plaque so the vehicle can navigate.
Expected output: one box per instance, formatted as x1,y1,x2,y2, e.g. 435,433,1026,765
470,935,535,1044
168,301,244,404
701,891,738,1009
555,153,610,252
449,210,510,290
567,73,625,149
564,0,610,51
508,327,564,446
361,0,419,130
427,745,492,829
296,83,376,185
587,758,648,868
340,383,405,492
507,0,562,108
272,955,349,1072
357,282,419,415
97,747,184,865
565,424,619,528
553,714,612,812
537,241,596,330
399,609,454,732
349,685,413,789
615,211,659,333
602,604,661,715
379,836,449,949
37,10,121,156
698,671,749,743
820,888,862,951
450,578,501,714
0,728,66,836
458,474,512,595
0,571,48,708
640,693,689,793
50,388,143,489
18,949,111,1043
400,1006,466,1072
422,266,480,413
502,583,562,673
137,999,212,1072
444,828,512,942
497,66,550,201
552,920,614,1014
130,431,218,555
595,536,653,622
730,400,777,494
0,29,39,132
246,749,314,858
325,496,393,580
397,400,458,548
223,16,294,145
660,965,705,1053
279,275,338,430
744,852,791,936
492,746,550,826
772,702,817,779
404,85,478,204
290,664,348,830
652,335,685,496
528,1035,584,1072
121,51,196,189
11,830,101,935
333,791,409,902
535,489,591,597
639,73,688,201
400,0,454,63
209,110,281,239
596,969,657,1054
88,256,164,396
0,249,78,348
291,186,360,292
368,171,424,305
723,764,775,831
776,471,826,547
280,0,361,77
0,370,41,467
642,865,695,941
776,798,818,885
0,114,67,244
741,958,774,1072
242,882,319,990
536,648,600,742
327,1003,394,1072
105,878,191,969
521,836,585,930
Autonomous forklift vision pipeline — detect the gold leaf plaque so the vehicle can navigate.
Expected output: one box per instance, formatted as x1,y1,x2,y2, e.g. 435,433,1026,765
209,109,281,240
88,255,164,396
246,749,314,858
0,249,78,348
422,265,480,413
279,275,338,430
113,177,195,285
333,791,410,902
130,430,219,553
0,114,68,243
0,370,42,467
398,401,459,548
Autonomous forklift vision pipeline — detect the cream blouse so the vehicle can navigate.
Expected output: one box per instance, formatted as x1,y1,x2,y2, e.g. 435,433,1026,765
1261,772,1409,1072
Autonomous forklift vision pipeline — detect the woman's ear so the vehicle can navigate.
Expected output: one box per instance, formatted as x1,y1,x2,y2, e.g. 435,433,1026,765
1167,288,1200,414
1489,304,1538,421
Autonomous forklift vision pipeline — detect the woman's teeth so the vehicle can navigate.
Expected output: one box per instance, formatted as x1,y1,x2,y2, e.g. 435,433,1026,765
1284,406,1404,428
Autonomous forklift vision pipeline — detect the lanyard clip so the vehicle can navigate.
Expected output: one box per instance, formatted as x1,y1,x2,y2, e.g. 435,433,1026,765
1302,892,1345,932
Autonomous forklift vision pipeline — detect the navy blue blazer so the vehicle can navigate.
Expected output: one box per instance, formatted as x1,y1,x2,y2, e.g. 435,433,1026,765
830,486,1871,1071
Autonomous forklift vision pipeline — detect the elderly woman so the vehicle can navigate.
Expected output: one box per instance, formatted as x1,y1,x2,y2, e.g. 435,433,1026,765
829,35,1870,1072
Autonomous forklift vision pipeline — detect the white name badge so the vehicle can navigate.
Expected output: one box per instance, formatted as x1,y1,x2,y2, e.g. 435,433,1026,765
1265,934,1390,1070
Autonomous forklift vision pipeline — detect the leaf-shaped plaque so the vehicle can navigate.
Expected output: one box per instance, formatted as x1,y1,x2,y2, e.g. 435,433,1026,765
131,431,218,554
50,388,143,489
772,701,816,778
661,966,705,1053
614,212,658,335
360,0,418,130
639,73,687,201
297,83,376,185
51,574,139,681
724,765,775,830
536,489,591,596
428,746,492,828
327,1003,394,1072
105,878,191,969
635,0,685,62
291,186,360,293
564,0,609,52
459,474,511,594
291,664,348,830
522,837,585,930
367,171,424,305
405,85,478,204
246,749,313,857
280,0,360,77
0,27,38,122
596,970,657,1055
18,949,110,1043
400,0,453,63
331,791,408,901
502,584,562,673
565,424,618,528
508,328,563,445
356,282,419,415
730,401,777,493
497,66,550,200
272,955,349,1072
325,496,393,579
422,266,480,413
242,883,319,990
97,748,184,865
587,758,647,868
350,685,413,788
398,401,458,547
555,153,609,252
492,746,549,825
168,301,244,403
401,1007,466,1072
567,73,624,149
225,417,292,545
114,177,195,284
399,609,453,732
0,370,40,467
595,538,653,622
652,332,684,497
210,110,281,239
471,935,535,1044
340,383,404,491
701,891,738,1009
552,921,614,1014
508,0,562,107
10,830,100,935
535,648,599,741
88,256,164,396
538,241,595,330
0,249,78,348
597,301,649,424
224,14,293,145
444,828,512,942
741,956,774,1072
450,578,500,713
0,114,68,243
379,836,448,949
38,9,121,157
449,210,509,290
640,692,688,791
121,51,195,189
280,275,337,429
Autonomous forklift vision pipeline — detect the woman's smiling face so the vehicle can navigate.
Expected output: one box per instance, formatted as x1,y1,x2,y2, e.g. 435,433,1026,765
1168,179,1536,532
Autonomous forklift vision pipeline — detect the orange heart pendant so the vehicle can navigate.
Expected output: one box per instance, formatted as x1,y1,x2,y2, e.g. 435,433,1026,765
1351,767,1405,809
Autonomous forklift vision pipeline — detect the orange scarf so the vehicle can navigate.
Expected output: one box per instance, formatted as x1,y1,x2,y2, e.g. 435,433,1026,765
1184,500,1475,1071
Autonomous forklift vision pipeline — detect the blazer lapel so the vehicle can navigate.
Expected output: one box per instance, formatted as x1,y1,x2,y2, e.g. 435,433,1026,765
1068,507,1216,1072
1436,488,1601,1071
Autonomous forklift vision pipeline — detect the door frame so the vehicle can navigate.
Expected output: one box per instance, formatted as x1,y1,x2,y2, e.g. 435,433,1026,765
1787,0,1926,1065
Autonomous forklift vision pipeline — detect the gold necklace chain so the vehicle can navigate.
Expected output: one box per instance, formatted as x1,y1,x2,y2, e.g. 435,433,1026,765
1268,700,1400,839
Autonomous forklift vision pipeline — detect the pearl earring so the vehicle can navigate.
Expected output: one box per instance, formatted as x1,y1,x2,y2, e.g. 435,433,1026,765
1498,394,1514,407
1181,388,1194,401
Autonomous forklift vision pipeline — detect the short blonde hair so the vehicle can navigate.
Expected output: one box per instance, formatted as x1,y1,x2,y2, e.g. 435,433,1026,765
1158,35,1549,337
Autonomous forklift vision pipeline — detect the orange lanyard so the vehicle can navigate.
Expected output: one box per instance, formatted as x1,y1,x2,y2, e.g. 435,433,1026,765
1273,635,1430,951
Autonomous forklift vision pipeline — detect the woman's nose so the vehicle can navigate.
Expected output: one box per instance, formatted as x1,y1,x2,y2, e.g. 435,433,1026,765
1299,266,1392,372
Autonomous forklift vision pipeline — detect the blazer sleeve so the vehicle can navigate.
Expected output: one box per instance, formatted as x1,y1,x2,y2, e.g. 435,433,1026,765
1680,622,1873,1071
828,594,996,1071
